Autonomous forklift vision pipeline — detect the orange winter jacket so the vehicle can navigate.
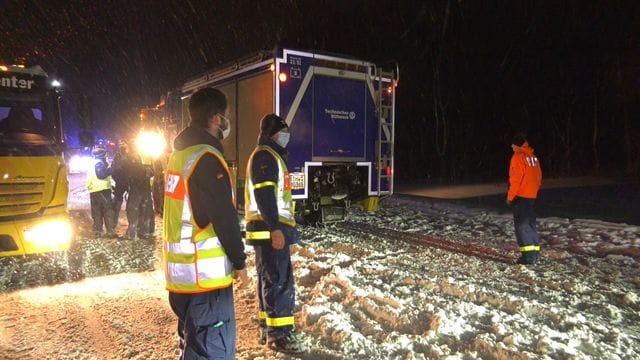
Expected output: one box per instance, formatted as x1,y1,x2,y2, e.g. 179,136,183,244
508,143,542,201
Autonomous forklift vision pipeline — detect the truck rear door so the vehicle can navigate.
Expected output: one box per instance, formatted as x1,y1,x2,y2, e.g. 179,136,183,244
312,72,367,161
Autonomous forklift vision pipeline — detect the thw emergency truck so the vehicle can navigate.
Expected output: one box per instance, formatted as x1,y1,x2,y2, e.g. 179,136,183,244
175,48,398,222
0,65,72,256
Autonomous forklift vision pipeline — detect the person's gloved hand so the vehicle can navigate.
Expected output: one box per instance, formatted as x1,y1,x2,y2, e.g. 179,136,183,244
506,198,512,205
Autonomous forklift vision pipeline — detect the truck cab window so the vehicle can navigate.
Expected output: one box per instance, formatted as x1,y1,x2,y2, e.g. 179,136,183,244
0,106,43,133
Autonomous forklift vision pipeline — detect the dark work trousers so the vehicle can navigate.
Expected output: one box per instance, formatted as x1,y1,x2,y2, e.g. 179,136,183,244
89,189,115,235
144,194,155,235
112,183,127,227
152,175,165,216
512,197,540,260
254,242,295,339
125,189,153,238
169,287,236,360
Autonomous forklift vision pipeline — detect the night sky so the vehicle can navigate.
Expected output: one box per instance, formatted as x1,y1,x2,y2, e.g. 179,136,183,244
2,0,639,181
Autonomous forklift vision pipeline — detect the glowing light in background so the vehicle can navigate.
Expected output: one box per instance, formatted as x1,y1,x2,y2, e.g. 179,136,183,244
135,130,166,159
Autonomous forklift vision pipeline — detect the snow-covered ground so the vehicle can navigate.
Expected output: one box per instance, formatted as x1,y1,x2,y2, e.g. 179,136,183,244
287,196,639,359
0,175,638,359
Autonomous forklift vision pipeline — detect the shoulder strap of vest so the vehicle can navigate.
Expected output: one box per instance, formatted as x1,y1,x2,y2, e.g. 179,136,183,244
181,144,229,176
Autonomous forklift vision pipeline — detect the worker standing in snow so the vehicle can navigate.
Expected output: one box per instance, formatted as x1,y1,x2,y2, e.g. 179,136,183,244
124,150,154,240
110,139,131,230
163,87,248,359
86,144,116,238
506,132,543,265
245,114,304,354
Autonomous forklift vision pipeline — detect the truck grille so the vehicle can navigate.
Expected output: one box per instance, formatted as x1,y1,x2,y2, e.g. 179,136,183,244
0,182,45,216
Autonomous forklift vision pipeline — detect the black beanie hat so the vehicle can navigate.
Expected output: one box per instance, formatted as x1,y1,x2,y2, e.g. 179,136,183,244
260,113,288,137
511,132,527,146
92,145,107,158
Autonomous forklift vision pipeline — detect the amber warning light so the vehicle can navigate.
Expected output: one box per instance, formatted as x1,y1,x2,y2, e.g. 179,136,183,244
278,72,287,82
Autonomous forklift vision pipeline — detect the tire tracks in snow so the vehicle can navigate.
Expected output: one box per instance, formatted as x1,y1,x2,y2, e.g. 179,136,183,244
336,221,515,264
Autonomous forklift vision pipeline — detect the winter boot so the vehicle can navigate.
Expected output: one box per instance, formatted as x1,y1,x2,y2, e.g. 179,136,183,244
268,333,305,354
139,233,155,241
125,229,138,240
258,328,267,345
516,251,540,265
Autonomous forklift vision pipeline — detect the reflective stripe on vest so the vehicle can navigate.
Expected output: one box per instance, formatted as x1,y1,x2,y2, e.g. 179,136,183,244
163,144,234,293
244,146,295,236
85,159,113,193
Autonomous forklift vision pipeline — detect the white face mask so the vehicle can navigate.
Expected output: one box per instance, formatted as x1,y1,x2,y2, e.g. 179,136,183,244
274,131,290,148
218,114,231,140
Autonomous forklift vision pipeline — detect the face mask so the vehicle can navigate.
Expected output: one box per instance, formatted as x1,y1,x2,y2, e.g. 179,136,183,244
220,125,231,140
218,114,231,140
274,131,290,148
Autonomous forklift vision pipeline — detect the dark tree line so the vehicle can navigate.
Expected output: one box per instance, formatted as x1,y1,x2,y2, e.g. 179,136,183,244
387,1,640,181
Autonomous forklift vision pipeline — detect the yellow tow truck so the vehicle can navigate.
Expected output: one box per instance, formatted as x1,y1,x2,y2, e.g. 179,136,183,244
0,64,72,256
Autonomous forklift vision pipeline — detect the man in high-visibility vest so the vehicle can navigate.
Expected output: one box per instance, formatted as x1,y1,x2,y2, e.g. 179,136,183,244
85,144,116,238
163,87,248,359
245,114,304,354
507,132,543,265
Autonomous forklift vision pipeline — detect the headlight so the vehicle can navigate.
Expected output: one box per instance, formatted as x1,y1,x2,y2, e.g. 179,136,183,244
69,154,93,173
23,219,73,248
136,130,166,160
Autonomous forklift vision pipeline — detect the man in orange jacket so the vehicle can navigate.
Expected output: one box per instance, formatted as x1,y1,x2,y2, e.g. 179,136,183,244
507,133,542,265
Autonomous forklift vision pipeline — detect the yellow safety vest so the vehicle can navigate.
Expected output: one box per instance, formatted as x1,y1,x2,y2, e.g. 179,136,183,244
162,144,234,293
85,159,113,193
244,145,295,244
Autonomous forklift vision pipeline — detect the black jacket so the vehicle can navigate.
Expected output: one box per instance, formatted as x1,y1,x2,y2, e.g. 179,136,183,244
128,156,153,192
173,126,246,270
111,151,153,192
111,151,131,189
94,158,112,180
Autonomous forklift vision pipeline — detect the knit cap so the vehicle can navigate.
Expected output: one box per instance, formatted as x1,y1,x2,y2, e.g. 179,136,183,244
260,114,288,137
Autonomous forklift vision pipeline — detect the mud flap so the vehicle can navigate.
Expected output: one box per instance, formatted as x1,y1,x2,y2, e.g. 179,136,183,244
363,197,379,212
321,206,346,223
